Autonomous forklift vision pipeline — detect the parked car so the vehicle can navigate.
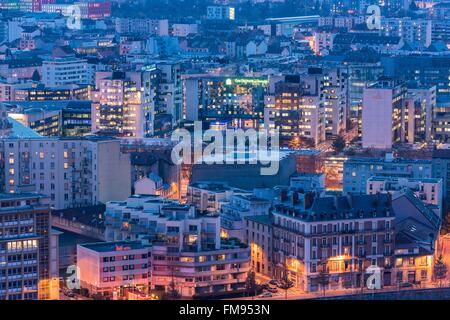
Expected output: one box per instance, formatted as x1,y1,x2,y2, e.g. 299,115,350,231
259,292,272,298
65,291,75,298
269,280,279,286
260,283,270,290
400,282,413,288
267,287,278,293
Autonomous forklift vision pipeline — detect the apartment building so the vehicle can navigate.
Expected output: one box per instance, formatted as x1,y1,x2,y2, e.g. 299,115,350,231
343,153,432,194
206,6,235,20
313,67,347,138
184,76,267,124
77,241,151,297
42,57,90,88
391,190,441,285
155,63,182,128
290,173,325,192
312,30,336,56
187,182,249,214
0,117,131,209
381,17,432,47
367,176,443,213
245,215,273,277
0,193,55,300
220,194,271,241
115,18,169,36
264,75,325,146
432,148,450,214
92,70,158,138
104,195,251,298
7,100,92,137
271,192,396,292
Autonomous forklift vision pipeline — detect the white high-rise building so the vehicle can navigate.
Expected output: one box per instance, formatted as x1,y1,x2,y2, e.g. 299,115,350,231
362,79,407,150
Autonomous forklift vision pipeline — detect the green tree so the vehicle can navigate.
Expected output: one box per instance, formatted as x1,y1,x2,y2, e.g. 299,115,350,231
317,261,330,296
245,270,258,298
434,254,448,287
278,266,294,300
332,136,346,154
31,69,40,82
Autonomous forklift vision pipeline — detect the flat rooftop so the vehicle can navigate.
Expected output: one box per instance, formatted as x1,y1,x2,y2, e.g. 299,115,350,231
79,241,148,253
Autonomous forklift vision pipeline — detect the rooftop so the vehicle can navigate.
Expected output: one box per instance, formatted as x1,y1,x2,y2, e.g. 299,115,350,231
274,193,393,222
245,214,272,226
0,192,46,201
79,241,148,253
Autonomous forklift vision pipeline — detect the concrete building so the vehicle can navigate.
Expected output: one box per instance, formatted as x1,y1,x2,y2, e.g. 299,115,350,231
0,193,57,300
77,241,151,297
190,152,297,190
92,69,158,138
362,79,407,150
104,195,251,298
290,172,325,192
42,58,90,88
312,30,336,56
171,23,198,37
432,148,450,215
220,194,271,241
367,176,443,213
206,6,235,20
0,112,131,209
381,17,432,47
271,192,396,292
6,100,91,137
184,76,267,124
264,75,325,146
391,190,441,285
343,153,432,194
245,215,273,277
187,182,248,214
155,63,182,128
115,18,169,36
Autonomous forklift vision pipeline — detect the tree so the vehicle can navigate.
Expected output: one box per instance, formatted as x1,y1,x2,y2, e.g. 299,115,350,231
245,270,258,298
332,136,346,154
165,269,180,299
31,69,40,82
434,254,448,287
278,265,294,300
166,280,180,299
317,261,330,296
288,136,315,149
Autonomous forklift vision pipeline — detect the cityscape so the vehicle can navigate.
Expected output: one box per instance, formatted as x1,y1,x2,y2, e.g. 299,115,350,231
0,0,450,303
